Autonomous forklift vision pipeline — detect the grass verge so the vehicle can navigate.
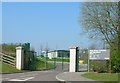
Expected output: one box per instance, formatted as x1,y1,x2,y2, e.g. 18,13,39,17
82,73,118,82
0,62,25,74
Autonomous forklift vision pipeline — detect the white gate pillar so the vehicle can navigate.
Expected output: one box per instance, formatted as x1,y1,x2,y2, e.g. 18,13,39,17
69,46,79,72
16,46,24,70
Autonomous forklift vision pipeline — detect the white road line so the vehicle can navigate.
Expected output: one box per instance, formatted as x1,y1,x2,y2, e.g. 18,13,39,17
9,77,35,81
24,77,35,81
9,79,24,81
20,74,38,77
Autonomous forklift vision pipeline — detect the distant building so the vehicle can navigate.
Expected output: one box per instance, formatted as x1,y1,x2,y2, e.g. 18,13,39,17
42,50,69,59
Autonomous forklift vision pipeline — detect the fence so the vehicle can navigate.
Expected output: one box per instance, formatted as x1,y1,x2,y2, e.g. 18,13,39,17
0,52,16,67
0,43,36,70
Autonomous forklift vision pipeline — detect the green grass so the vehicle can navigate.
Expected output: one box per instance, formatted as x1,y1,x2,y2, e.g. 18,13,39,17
0,62,24,74
82,73,118,82
0,58,55,74
38,57,69,62
35,59,55,70
48,58,69,62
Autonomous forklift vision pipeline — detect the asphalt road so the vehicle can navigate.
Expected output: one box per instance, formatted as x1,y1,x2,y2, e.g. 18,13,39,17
2,62,87,81
2,71,60,81
2,62,69,81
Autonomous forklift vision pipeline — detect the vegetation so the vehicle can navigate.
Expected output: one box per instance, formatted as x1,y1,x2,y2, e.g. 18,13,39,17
0,43,21,57
48,58,69,62
0,58,55,73
82,73,118,82
0,43,54,73
35,59,55,70
89,60,109,73
38,57,69,62
0,62,25,74
111,49,120,72
80,2,120,72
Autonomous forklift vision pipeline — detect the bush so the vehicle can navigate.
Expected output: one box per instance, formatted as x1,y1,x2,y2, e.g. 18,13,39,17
90,60,109,73
111,49,120,73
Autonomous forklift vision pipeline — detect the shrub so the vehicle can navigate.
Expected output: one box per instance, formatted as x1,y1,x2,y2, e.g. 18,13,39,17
111,49,120,73
90,60,109,73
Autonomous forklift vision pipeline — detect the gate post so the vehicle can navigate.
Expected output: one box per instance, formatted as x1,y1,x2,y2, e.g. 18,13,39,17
69,46,79,72
16,46,24,70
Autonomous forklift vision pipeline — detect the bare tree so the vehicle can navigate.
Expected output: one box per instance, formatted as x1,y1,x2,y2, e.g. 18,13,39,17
80,2,120,72
80,2,119,49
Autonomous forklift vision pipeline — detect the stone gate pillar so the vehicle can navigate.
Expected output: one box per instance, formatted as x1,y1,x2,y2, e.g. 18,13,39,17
69,46,79,72
16,46,24,70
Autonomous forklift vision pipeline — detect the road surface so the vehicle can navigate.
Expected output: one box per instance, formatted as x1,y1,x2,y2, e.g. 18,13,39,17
2,62,87,81
2,62,69,81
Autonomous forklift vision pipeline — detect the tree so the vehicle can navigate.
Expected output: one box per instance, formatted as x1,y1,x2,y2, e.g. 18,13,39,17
80,2,120,72
81,2,118,48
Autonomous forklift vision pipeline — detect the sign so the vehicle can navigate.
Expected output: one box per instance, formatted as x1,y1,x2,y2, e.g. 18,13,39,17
89,49,110,60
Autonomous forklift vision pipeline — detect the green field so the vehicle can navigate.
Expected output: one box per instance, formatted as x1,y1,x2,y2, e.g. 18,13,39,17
82,73,119,82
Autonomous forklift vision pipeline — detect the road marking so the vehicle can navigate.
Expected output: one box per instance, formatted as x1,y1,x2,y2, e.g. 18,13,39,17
9,77,35,81
9,79,24,81
20,74,38,77
24,77,35,81
56,75,65,82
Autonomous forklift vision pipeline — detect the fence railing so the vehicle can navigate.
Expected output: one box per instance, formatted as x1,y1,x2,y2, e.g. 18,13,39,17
0,52,16,67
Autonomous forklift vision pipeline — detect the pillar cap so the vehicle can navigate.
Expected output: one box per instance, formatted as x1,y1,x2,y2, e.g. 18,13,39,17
16,46,23,50
69,46,78,49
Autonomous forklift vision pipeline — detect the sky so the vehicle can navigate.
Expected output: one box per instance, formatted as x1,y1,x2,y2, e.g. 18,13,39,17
2,2,101,53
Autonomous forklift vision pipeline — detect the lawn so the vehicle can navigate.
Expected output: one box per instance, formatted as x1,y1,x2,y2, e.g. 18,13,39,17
82,73,119,82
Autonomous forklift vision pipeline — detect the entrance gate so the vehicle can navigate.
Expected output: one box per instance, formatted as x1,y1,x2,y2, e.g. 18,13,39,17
42,47,89,72
44,50,69,72
69,47,88,72
79,49,88,72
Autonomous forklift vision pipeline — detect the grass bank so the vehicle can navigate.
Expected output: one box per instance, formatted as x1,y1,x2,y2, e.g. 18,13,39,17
0,62,25,74
0,58,55,74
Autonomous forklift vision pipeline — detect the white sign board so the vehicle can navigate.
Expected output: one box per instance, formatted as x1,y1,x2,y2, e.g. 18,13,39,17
89,50,110,60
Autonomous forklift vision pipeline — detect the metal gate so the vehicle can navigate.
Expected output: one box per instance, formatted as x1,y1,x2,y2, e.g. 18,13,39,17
22,43,36,70
78,49,88,72
44,50,69,72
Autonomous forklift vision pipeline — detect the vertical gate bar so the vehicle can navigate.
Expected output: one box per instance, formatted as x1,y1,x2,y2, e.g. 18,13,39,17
54,51,56,70
76,47,79,72
88,50,90,72
46,50,48,69
62,51,63,71
45,50,48,69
